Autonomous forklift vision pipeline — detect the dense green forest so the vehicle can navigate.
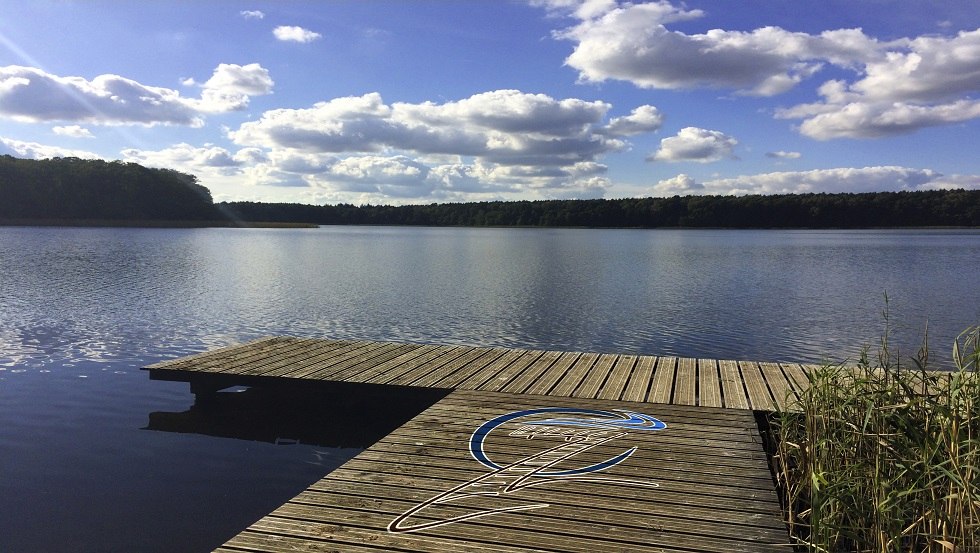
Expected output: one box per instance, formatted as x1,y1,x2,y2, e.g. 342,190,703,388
0,155,218,222
223,190,980,228
1,155,978,227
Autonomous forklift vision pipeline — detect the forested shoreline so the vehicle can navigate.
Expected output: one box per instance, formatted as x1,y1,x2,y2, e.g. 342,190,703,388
2,156,978,228
0,156,217,222
222,190,979,228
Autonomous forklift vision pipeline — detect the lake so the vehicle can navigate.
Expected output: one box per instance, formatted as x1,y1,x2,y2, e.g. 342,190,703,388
1,225,978,552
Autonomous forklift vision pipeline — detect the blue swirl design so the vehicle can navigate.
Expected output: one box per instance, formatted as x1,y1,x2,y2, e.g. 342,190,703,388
469,407,666,476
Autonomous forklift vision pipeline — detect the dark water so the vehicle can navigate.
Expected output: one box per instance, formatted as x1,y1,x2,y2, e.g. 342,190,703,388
1,226,978,552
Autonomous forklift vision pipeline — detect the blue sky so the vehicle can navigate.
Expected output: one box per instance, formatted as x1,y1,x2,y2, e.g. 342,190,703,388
1,0,979,205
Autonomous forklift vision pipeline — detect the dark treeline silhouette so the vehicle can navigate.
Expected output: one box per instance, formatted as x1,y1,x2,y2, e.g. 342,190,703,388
2,155,977,227
222,189,979,228
0,155,218,221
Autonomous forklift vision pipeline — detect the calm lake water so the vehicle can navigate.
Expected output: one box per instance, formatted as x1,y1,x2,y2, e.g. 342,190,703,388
1,225,978,552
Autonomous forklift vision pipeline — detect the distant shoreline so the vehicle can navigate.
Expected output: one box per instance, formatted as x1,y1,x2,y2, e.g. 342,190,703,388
1,218,977,231
0,219,319,229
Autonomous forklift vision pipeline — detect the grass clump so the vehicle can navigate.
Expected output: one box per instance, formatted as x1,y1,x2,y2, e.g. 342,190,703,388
771,321,980,552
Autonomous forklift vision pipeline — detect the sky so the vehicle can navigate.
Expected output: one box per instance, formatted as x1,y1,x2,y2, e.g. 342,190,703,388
1,0,980,205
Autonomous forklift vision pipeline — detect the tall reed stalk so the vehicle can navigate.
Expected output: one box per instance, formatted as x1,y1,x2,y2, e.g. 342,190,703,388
771,321,979,552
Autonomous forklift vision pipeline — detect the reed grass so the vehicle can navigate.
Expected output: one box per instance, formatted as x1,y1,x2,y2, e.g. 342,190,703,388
771,316,980,552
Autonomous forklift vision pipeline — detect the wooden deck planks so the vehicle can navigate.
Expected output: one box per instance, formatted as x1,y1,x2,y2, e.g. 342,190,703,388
146,336,819,410
620,355,655,403
216,389,789,553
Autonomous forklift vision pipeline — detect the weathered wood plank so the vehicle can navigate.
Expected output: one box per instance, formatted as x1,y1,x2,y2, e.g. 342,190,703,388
673,357,697,406
738,360,776,411
548,352,599,397
759,361,795,411
594,354,636,401
521,351,582,396
719,359,750,410
647,356,677,404
698,358,722,408
620,355,655,403
474,350,548,392
572,353,618,399
498,350,563,395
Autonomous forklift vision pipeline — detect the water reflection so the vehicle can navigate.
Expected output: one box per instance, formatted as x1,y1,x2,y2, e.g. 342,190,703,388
145,381,450,449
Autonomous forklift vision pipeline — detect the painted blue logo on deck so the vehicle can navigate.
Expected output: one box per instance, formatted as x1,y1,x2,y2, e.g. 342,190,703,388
469,407,666,476
388,406,667,533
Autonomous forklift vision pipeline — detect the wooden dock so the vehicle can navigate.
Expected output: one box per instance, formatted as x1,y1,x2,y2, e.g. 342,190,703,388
145,337,799,551
146,336,816,411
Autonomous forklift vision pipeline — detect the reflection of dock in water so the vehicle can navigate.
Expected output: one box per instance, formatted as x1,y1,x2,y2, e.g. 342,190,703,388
144,337,798,552
145,382,449,449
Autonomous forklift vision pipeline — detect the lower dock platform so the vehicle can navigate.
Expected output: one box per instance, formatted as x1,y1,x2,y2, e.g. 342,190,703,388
215,389,789,552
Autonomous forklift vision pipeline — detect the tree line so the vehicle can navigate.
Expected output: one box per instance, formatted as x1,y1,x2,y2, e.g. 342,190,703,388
222,190,979,228
1,155,977,227
0,155,217,222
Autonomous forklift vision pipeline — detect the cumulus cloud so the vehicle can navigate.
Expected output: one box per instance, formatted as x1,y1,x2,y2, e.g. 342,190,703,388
0,136,98,159
222,89,665,200
273,26,322,43
649,127,738,163
107,89,654,202
121,143,249,174
651,166,959,196
602,105,664,136
0,65,203,126
52,125,93,138
546,1,887,96
193,63,274,112
776,30,980,138
766,150,801,159
229,90,636,167
0,64,273,127
535,1,980,138
653,173,703,194
240,10,265,19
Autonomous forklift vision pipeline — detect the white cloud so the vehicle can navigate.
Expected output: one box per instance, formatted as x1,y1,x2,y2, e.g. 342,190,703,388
224,89,663,200
602,105,663,136
0,65,203,126
548,2,886,96
240,10,265,19
0,64,273,127
121,143,247,173
766,150,801,159
321,155,434,198
52,125,93,138
194,63,274,112
778,96,980,140
0,136,99,159
273,26,322,43
536,1,980,138
229,90,633,167
649,127,737,163
926,174,980,190
530,0,620,20
653,173,702,194
654,166,953,196
776,29,980,139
